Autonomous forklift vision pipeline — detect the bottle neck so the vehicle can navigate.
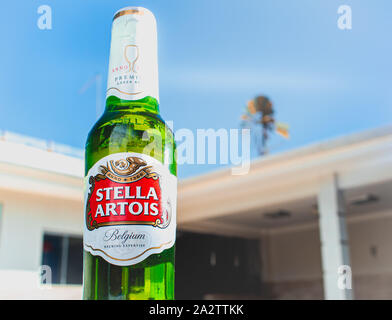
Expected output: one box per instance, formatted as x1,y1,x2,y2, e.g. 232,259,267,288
105,8,159,114
105,95,160,114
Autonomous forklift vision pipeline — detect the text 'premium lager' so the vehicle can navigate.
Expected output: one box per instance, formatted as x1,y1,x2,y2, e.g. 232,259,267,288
83,7,177,300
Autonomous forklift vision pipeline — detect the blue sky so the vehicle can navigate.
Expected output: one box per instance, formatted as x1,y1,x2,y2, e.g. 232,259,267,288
0,0,391,178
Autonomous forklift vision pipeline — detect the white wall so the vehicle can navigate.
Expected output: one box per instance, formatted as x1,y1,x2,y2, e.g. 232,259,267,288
349,214,392,276
261,212,392,299
0,189,83,271
0,270,82,300
261,226,322,283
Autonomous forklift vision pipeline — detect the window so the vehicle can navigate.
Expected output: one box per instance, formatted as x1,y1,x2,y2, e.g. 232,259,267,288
41,233,83,285
176,232,262,299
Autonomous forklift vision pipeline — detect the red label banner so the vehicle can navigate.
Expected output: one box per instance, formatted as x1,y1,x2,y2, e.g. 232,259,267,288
86,175,163,230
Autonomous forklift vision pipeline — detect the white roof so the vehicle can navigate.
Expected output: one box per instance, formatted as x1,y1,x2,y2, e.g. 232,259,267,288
178,125,392,236
0,132,83,201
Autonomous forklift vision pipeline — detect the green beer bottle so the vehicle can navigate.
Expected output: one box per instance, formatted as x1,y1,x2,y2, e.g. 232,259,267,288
83,7,176,300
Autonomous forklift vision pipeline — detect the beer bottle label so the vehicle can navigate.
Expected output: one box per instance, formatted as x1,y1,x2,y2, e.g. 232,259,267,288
83,152,176,266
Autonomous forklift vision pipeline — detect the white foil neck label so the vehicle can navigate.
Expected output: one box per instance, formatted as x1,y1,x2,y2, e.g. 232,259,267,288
106,9,159,102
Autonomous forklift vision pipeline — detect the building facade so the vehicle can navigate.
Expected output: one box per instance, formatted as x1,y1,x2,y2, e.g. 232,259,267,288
1,127,392,299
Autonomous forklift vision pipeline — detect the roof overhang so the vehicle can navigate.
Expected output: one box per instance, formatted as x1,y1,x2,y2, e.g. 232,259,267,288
178,126,392,236
0,140,83,201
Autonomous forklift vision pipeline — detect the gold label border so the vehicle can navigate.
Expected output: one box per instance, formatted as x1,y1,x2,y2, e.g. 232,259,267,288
107,87,144,96
113,9,144,21
85,240,173,262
